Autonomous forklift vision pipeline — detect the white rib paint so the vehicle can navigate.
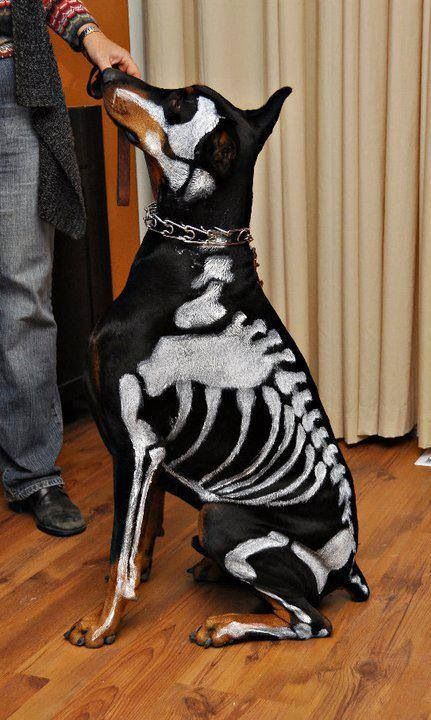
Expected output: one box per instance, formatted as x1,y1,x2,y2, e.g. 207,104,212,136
225,423,307,500
201,388,254,484
167,381,193,441
219,405,295,496
169,386,221,467
208,385,282,493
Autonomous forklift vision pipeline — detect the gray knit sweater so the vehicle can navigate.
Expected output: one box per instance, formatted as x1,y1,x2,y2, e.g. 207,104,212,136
11,0,87,239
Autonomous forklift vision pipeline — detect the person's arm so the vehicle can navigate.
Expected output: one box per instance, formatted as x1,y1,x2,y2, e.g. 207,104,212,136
46,0,140,78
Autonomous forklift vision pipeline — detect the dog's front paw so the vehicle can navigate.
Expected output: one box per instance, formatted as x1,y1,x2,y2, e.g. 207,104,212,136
64,608,119,649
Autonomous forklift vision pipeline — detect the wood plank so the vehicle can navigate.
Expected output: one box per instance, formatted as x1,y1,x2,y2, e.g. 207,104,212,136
1,420,430,719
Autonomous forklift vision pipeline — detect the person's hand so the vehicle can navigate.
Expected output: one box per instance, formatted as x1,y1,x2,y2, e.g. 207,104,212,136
80,25,140,78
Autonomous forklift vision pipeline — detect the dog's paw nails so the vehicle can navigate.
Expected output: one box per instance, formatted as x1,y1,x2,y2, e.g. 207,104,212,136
189,631,196,642
204,638,212,648
104,634,116,645
76,637,86,646
63,625,74,640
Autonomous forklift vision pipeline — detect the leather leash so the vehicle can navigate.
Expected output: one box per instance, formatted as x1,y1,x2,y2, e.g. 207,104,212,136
87,65,130,207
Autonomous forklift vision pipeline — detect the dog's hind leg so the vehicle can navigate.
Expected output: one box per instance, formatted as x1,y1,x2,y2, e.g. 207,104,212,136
343,561,370,602
190,503,333,647
67,374,165,648
190,592,331,647
187,556,230,584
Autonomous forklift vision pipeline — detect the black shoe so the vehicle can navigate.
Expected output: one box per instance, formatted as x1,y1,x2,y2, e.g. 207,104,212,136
9,486,86,537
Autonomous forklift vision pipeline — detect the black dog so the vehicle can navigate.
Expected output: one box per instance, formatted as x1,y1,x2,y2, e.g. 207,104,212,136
66,69,369,649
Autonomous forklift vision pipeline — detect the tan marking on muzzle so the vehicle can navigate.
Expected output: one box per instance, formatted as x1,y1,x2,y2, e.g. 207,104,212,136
103,85,168,153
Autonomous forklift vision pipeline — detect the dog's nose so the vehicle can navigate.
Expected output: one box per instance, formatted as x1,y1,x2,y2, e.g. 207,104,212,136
101,67,127,86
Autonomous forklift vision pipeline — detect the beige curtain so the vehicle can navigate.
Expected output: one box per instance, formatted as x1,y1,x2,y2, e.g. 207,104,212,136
142,0,431,448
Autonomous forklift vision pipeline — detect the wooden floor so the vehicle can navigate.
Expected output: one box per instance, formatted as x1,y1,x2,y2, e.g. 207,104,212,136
0,418,430,720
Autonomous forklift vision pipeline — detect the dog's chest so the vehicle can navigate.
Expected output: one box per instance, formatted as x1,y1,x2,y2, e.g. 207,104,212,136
124,252,354,522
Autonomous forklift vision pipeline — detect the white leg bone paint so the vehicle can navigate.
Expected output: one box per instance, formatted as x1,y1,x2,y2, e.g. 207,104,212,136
291,529,356,593
254,589,330,639
256,587,312,624
91,374,164,642
214,620,297,641
224,531,289,581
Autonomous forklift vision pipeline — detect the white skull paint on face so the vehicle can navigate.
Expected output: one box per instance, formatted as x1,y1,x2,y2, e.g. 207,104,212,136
111,88,220,200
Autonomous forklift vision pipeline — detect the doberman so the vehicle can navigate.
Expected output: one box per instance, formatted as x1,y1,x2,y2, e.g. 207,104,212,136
65,68,369,649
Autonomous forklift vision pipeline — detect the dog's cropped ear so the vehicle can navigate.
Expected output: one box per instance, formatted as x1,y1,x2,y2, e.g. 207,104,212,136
194,121,239,179
244,87,292,152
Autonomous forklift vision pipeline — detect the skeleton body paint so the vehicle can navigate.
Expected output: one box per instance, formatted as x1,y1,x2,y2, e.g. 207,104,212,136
68,71,368,650
111,88,220,201
115,254,356,612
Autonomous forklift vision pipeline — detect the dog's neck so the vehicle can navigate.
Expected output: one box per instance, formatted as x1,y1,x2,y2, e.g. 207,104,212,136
154,161,255,230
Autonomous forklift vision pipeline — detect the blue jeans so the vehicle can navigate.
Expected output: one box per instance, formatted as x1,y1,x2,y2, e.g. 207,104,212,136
0,58,63,500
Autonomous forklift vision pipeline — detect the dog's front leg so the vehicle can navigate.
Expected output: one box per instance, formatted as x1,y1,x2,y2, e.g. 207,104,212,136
66,374,165,648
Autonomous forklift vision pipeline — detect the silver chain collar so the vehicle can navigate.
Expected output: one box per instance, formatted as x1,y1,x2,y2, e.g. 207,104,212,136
144,202,253,247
